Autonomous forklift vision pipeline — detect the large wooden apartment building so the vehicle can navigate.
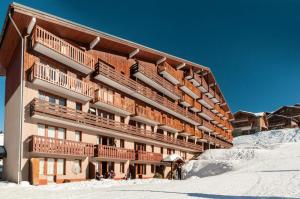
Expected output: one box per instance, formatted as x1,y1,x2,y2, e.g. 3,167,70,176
0,3,233,185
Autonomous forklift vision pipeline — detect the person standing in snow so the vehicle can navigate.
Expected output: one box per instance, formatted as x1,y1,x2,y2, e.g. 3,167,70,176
177,164,182,180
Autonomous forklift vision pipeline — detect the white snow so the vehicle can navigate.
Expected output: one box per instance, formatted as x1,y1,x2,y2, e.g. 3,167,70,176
1,128,300,198
162,153,183,162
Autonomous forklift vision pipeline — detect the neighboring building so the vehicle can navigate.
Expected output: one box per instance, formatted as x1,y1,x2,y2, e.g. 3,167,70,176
232,111,268,136
267,106,300,130
0,3,233,185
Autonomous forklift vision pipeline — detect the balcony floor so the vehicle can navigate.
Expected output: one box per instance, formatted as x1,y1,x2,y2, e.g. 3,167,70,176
198,125,213,133
198,112,213,121
33,42,93,75
158,125,179,133
131,116,160,126
31,78,92,102
198,99,213,109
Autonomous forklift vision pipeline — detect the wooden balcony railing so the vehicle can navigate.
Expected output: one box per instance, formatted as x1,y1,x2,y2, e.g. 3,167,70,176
29,135,94,157
181,79,201,98
30,61,94,98
200,120,215,132
30,99,203,151
200,106,215,120
161,114,184,132
95,61,201,124
132,62,181,98
193,101,202,111
158,62,183,83
135,105,162,123
32,26,95,70
136,151,163,162
181,93,194,106
195,129,203,139
95,145,135,160
182,124,195,135
199,94,214,109
198,75,209,92
94,87,135,114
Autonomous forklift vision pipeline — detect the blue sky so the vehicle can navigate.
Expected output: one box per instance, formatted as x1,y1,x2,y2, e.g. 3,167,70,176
1,0,300,130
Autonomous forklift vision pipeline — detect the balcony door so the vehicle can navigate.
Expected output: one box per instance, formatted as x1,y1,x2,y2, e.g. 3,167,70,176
47,158,55,182
134,142,146,151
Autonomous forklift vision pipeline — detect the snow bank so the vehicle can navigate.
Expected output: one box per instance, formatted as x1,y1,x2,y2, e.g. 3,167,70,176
183,128,300,179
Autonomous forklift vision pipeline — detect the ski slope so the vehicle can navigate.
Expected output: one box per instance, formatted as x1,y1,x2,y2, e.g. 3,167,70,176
0,128,300,198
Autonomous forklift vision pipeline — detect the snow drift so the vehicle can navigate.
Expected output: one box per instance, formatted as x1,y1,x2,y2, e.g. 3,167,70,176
183,128,300,179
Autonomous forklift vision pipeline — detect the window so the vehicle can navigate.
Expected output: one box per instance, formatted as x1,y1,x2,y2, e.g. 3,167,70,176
76,102,82,111
120,116,125,123
57,159,65,175
167,148,175,155
39,91,66,106
151,145,154,153
75,131,82,142
96,135,101,145
38,124,45,137
151,126,154,132
136,164,146,175
120,139,125,148
47,158,55,175
59,98,66,106
74,160,82,173
151,165,155,173
160,147,164,154
39,158,45,175
47,126,55,138
57,128,66,140
120,162,125,173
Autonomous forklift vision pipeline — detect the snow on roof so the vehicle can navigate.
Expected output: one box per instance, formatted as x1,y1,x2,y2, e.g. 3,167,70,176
162,154,183,162
235,110,265,117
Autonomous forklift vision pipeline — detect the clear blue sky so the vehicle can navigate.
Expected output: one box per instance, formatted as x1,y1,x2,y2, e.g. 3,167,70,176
1,0,300,130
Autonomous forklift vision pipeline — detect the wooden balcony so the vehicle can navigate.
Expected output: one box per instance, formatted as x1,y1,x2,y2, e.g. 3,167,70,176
180,93,193,107
211,104,221,114
132,105,162,125
211,91,221,104
29,135,94,157
95,145,135,160
198,106,214,121
211,115,221,125
190,100,202,113
131,62,181,100
194,129,203,139
94,87,135,116
29,61,94,102
158,62,183,85
205,87,215,99
136,151,163,163
94,61,201,125
30,98,203,152
31,26,95,74
198,94,214,109
159,114,183,133
179,79,201,99
198,120,214,133
198,76,209,93
180,124,195,136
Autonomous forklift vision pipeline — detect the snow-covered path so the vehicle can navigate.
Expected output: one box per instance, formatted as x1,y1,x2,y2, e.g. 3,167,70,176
1,129,300,199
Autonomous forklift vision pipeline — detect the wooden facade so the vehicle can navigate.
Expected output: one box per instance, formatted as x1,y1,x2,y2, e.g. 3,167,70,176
0,3,233,184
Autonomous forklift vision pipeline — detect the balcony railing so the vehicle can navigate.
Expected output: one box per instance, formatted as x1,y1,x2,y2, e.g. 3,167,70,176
199,106,215,121
198,94,214,109
190,100,201,112
161,115,184,132
95,145,135,160
94,87,135,115
95,61,201,125
195,129,203,139
136,151,163,162
131,62,182,100
29,135,94,157
181,124,195,136
198,120,214,132
30,98,203,151
180,93,193,107
158,62,183,85
180,79,201,99
134,105,162,124
30,61,94,101
32,26,95,74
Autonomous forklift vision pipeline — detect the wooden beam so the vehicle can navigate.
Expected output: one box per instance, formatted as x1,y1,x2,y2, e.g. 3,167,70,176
90,36,100,50
176,63,186,70
128,48,139,59
156,57,166,65
27,17,36,35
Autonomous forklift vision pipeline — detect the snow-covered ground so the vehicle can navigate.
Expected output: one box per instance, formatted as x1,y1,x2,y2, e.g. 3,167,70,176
1,128,300,198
